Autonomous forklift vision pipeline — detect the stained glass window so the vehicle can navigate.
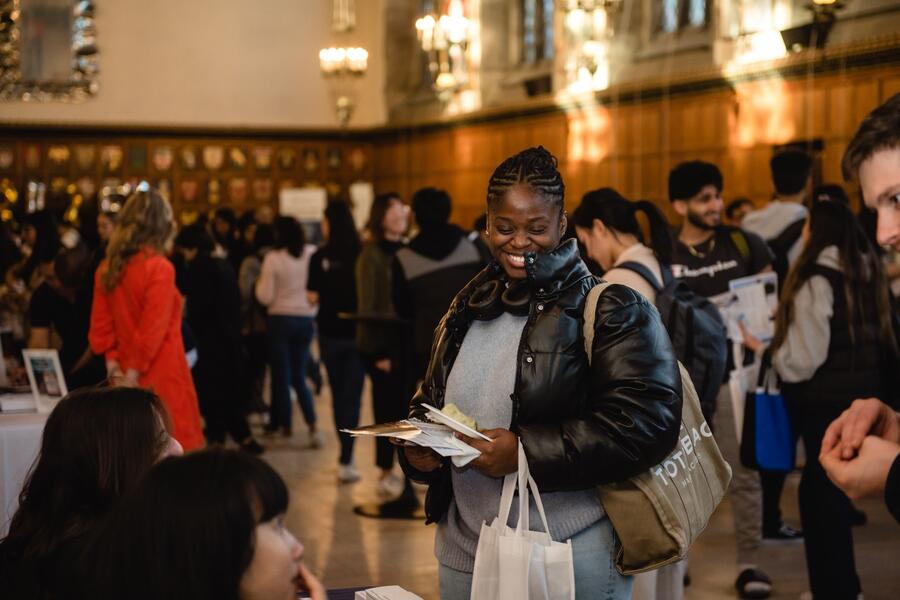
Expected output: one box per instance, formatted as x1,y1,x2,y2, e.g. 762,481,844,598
522,0,554,64
687,0,706,28
542,0,555,60
660,0,679,33
657,0,707,34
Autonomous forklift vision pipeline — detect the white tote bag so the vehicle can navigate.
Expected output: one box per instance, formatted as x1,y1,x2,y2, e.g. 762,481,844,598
470,442,575,600
727,341,761,443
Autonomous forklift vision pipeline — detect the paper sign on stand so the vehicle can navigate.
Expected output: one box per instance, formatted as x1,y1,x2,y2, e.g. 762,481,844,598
349,182,374,231
279,187,327,222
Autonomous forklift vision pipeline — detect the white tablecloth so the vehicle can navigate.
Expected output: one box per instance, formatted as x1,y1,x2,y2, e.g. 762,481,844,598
0,412,47,535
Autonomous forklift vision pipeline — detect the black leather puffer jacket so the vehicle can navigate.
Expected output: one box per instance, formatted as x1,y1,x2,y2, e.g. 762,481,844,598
400,239,683,524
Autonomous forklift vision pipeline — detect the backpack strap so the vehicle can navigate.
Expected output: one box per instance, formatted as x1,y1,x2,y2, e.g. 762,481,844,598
616,261,663,293
730,229,751,264
583,281,613,365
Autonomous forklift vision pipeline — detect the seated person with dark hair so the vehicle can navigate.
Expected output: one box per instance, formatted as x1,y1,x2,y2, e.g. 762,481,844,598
82,449,325,600
0,387,182,600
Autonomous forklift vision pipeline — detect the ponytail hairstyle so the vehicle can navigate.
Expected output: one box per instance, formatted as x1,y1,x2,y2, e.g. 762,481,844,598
486,146,565,217
572,187,674,265
102,188,174,292
771,201,898,359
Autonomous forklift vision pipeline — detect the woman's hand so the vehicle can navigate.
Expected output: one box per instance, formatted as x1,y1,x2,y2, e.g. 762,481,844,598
399,443,442,472
296,562,327,600
456,428,518,477
374,358,392,373
738,320,765,354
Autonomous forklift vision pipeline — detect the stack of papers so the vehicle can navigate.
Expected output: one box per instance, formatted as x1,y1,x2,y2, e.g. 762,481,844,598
354,586,424,600
340,404,492,467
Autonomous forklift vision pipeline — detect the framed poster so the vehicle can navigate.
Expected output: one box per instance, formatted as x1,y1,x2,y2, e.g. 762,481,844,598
22,349,68,414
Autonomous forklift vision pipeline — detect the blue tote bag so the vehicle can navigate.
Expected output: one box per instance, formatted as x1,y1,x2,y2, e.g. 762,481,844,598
740,352,795,472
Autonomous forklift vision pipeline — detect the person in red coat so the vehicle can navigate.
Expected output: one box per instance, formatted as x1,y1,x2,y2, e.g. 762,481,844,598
89,186,205,451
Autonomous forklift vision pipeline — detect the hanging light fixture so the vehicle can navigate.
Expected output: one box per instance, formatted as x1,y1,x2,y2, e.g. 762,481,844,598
318,0,369,126
415,0,471,94
562,0,623,93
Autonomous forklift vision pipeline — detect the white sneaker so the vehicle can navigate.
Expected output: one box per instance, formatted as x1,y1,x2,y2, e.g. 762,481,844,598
377,473,404,499
308,430,325,449
338,463,361,484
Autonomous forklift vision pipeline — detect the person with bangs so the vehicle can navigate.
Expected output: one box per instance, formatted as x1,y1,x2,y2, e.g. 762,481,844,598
0,387,183,600
81,449,325,600
399,147,682,599
88,186,204,450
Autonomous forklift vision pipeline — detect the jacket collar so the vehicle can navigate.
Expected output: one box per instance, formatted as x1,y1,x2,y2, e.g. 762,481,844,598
524,239,592,296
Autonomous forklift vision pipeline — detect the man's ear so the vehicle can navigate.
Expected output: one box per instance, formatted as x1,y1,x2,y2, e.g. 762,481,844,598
559,213,568,236
671,199,688,218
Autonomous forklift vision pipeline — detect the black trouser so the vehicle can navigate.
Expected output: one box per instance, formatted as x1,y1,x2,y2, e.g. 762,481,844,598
194,345,252,445
795,403,861,600
761,469,789,533
320,336,365,465
363,353,408,471
242,331,269,413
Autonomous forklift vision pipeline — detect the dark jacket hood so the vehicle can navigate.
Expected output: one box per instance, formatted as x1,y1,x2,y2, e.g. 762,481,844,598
410,224,467,261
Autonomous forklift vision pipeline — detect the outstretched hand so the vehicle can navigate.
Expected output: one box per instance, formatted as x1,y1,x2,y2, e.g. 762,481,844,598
455,428,518,478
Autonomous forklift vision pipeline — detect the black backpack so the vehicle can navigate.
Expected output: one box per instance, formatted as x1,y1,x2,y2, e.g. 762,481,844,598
766,218,806,289
618,261,729,419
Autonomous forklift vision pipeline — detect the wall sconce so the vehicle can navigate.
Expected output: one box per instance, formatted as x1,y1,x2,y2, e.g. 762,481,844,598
318,1,368,127
780,0,846,52
563,0,623,93
415,0,471,95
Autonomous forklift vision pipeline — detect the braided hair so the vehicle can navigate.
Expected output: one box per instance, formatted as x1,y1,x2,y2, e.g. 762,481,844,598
486,146,565,216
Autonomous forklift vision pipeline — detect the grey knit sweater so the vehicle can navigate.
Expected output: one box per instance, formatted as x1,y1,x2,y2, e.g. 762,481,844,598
434,312,605,573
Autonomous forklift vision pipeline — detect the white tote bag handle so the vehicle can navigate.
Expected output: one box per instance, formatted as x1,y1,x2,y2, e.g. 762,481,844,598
501,442,551,538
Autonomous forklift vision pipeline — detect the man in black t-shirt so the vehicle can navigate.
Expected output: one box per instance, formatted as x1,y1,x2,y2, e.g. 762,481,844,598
669,161,775,600
669,163,772,297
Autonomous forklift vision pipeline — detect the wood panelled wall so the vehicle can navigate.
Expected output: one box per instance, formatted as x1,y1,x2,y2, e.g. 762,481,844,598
372,65,900,229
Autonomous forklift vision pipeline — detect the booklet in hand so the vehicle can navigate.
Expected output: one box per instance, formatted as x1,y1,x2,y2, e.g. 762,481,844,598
340,405,489,467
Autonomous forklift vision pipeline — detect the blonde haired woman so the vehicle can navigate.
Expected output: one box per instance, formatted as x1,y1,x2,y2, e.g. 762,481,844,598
89,186,204,450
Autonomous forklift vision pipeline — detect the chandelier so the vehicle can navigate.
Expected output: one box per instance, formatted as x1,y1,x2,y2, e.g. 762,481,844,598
415,0,471,94
318,1,368,126
563,0,623,93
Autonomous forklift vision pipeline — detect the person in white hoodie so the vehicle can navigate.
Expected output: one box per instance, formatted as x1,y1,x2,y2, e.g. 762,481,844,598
766,200,897,600
572,187,688,600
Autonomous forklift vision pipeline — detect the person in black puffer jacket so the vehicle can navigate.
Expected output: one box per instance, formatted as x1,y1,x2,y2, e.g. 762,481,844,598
398,147,682,600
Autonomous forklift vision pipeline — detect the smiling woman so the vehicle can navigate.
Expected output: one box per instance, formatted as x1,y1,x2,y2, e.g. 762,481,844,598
484,147,567,278
398,146,683,600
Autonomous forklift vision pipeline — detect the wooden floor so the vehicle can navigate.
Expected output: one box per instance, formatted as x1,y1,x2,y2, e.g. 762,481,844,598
261,380,900,600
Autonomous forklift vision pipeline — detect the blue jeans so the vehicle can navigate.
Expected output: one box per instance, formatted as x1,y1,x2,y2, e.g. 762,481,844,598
438,519,632,600
267,315,316,430
319,336,365,465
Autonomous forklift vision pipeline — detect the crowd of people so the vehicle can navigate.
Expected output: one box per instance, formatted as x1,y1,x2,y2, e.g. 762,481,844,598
0,94,899,600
